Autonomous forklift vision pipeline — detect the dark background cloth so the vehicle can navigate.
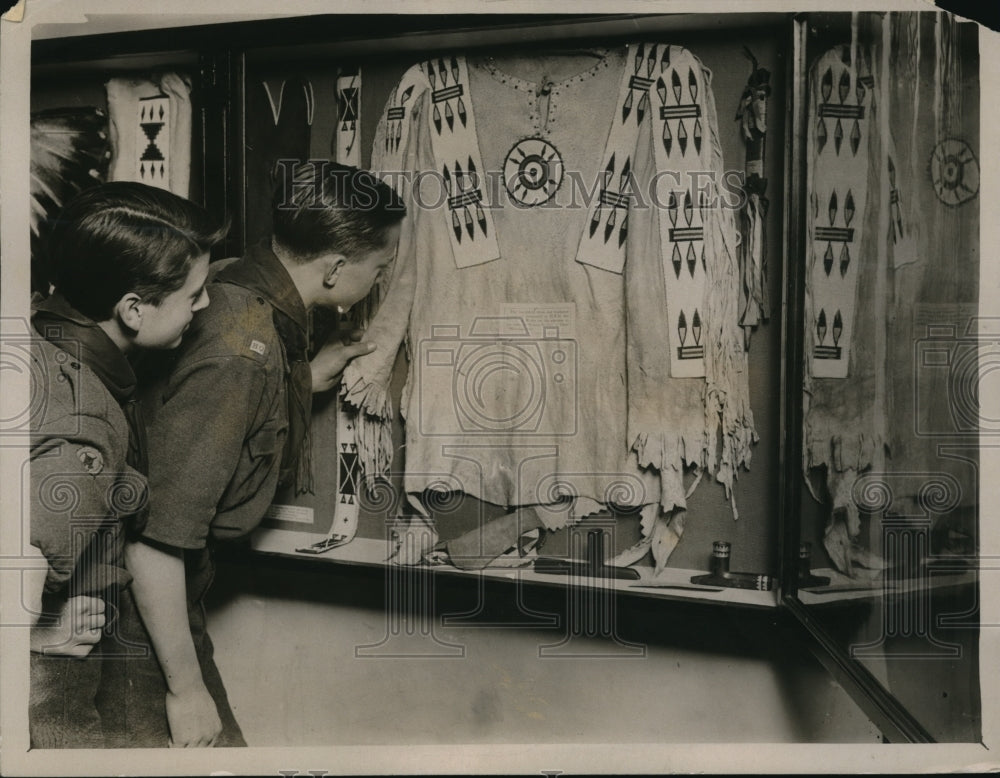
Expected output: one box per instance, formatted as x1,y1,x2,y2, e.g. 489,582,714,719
244,74,312,248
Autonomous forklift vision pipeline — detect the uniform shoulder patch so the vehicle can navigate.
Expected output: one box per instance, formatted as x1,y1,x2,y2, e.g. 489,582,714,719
76,446,104,475
249,339,267,356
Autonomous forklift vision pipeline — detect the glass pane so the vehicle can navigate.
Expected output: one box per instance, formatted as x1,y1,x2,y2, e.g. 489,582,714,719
797,11,980,742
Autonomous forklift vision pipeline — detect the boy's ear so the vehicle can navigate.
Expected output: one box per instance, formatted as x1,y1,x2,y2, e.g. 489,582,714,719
113,292,144,333
323,253,347,289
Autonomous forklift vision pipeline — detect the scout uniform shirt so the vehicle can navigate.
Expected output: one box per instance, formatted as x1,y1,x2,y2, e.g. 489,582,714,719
138,243,310,550
29,294,149,750
30,294,148,596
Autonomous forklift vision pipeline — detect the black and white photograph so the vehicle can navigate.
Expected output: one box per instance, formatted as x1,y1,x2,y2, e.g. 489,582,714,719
0,0,997,774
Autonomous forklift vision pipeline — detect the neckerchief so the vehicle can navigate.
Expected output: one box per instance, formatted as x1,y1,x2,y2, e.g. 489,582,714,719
214,242,313,494
32,293,149,478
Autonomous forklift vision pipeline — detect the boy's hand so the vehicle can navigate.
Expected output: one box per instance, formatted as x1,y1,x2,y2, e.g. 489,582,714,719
310,329,376,393
166,683,222,747
30,595,105,657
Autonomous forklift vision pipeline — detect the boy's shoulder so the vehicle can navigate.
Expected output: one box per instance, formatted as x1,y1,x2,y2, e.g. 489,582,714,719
30,336,124,435
178,279,283,367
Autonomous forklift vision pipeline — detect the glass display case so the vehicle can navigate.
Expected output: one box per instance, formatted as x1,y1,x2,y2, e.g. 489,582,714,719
26,9,983,744
782,11,980,743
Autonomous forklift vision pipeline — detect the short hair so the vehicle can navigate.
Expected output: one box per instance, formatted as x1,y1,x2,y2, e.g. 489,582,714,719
46,182,228,321
271,160,406,262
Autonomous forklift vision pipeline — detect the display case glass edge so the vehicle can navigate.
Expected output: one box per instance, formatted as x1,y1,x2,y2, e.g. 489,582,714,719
778,11,983,744
774,13,931,744
784,596,933,743
778,13,809,603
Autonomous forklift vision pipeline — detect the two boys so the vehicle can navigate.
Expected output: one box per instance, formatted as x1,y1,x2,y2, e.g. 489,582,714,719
29,162,404,747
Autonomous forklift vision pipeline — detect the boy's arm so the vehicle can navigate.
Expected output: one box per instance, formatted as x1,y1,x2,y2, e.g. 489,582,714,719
134,353,268,746
23,545,46,627
124,538,220,747
24,543,105,657
29,413,125,656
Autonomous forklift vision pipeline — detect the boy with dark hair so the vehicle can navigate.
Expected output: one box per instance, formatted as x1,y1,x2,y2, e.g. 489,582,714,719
28,181,226,748
118,161,405,747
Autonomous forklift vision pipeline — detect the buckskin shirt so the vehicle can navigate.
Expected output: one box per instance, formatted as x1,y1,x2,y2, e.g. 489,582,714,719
344,44,755,551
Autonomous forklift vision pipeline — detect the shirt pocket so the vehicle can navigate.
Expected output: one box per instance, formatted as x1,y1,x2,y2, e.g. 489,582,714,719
247,419,283,462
